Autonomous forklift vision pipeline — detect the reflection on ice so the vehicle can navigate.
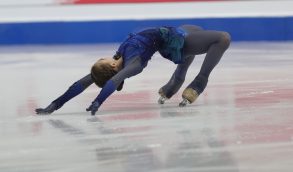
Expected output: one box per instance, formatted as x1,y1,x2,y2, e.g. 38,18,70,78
1,42,293,172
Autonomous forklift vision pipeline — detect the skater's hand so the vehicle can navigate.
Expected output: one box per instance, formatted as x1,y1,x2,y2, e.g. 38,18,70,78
35,103,57,115
86,101,100,115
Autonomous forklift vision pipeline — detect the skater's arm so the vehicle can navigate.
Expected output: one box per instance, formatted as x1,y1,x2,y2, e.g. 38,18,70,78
52,74,94,108
36,74,94,114
87,57,143,115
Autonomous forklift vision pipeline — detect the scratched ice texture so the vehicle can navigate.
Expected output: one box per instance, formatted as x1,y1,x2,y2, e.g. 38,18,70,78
0,42,293,172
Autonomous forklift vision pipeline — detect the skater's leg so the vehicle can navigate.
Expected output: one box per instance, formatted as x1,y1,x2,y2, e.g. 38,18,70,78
52,74,94,108
187,31,230,92
197,32,231,78
158,56,195,104
183,30,231,56
180,30,231,105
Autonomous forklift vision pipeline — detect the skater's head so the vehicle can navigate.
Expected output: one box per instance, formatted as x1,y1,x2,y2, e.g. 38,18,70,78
91,57,123,88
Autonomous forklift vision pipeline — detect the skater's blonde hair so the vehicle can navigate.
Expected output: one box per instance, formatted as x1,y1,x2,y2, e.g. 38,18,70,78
91,60,124,91
91,61,117,88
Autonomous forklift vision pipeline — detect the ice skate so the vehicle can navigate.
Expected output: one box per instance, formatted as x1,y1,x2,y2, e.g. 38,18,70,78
158,88,168,104
179,88,199,107
179,98,189,107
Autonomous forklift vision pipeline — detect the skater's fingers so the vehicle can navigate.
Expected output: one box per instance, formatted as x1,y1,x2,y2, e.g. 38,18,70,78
86,105,92,111
87,102,100,115
35,108,44,113
35,108,49,115
91,110,96,116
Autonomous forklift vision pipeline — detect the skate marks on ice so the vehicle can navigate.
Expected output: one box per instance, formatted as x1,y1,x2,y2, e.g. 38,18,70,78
1,42,293,171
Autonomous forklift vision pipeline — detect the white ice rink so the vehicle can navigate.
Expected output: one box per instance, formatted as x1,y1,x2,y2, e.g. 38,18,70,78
1,42,293,172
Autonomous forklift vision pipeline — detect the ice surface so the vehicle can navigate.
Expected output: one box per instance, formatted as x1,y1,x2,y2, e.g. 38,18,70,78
1,42,293,172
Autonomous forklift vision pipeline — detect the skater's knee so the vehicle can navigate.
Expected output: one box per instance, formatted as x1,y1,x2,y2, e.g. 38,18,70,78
219,32,231,49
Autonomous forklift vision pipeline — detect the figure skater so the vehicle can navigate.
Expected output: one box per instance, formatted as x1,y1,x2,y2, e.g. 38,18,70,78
36,25,231,115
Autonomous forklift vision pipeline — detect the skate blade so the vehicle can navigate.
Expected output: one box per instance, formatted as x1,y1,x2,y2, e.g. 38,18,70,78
158,96,168,104
179,99,190,107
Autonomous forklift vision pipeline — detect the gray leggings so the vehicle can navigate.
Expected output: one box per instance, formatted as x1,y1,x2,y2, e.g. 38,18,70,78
161,25,231,98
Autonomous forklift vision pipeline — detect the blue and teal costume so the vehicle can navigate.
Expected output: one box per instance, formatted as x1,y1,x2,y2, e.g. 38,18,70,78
47,26,187,113
94,27,187,108
36,25,231,115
